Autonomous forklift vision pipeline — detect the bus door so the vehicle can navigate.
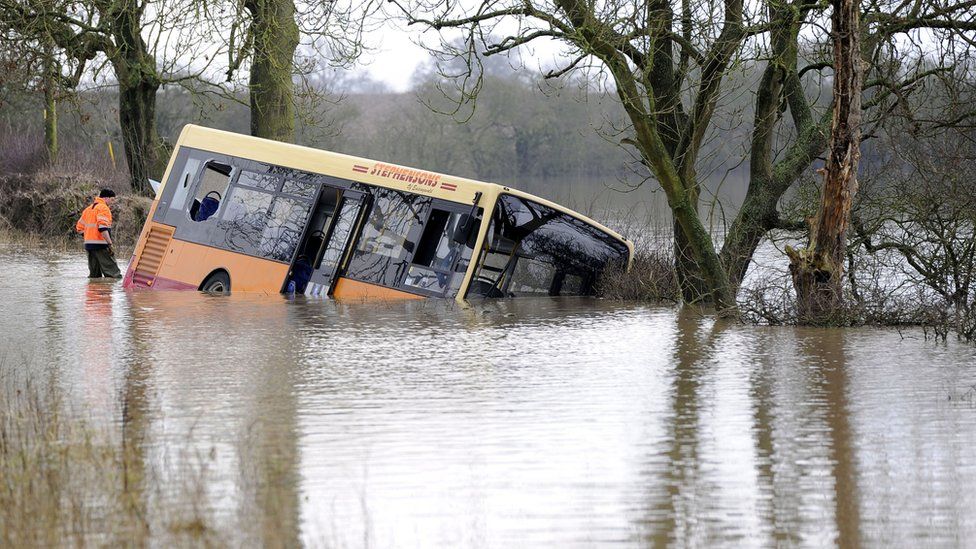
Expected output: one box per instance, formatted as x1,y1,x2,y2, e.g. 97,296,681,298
299,189,369,297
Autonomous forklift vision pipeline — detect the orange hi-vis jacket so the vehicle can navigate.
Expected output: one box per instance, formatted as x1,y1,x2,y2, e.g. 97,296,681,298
76,197,113,245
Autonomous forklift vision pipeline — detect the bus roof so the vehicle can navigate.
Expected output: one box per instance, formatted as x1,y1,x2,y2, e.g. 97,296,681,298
174,124,632,254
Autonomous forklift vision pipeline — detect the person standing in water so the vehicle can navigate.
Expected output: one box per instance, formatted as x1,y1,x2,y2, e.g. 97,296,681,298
76,189,122,278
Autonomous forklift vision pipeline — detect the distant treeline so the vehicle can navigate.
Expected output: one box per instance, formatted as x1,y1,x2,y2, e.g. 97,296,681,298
0,67,647,184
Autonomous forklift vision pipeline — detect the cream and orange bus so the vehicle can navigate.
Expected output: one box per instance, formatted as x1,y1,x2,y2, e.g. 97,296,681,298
123,125,632,300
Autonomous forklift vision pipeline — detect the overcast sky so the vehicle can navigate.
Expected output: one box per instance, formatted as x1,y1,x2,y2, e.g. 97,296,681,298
346,16,571,92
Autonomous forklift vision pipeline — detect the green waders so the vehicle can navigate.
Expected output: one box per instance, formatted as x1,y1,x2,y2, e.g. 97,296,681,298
88,247,122,278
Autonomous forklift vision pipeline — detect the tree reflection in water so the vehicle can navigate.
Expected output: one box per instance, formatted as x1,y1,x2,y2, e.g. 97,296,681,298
118,296,303,546
642,312,861,547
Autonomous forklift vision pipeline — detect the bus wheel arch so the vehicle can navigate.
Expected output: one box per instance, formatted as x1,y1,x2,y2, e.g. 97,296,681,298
200,269,231,294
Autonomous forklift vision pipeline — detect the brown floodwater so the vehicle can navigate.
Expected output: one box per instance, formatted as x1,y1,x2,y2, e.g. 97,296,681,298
3,247,976,547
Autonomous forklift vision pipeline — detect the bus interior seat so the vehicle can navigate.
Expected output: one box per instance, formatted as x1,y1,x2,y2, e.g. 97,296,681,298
193,191,221,221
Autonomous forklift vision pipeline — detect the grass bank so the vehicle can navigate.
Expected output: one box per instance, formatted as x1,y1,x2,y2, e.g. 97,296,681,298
0,172,150,248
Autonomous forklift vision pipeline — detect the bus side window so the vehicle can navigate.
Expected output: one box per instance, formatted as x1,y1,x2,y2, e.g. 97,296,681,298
345,189,430,288
213,186,274,255
190,161,233,222
403,209,479,295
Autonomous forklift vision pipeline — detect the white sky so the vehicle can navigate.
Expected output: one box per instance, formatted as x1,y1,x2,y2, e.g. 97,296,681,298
347,18,573,92
353,26,432,91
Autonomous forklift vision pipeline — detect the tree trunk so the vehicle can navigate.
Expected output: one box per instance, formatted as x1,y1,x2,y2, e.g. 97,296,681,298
109,0,168,195
43,54,58,164
671,197,735,309
787,0,862,322
597,51,735,310
722,119,830,293
118,75,166,195
246,0,300,143
672,183,712,303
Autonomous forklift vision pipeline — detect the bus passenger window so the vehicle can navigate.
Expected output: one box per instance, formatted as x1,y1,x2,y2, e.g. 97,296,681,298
412,210,458,268
345,189,431,287
358,191,426,257
403,210,469,294
169,157,201,214
190,161,233,222
215,187,273,254
237,171,281,192
261,197,311,262
282,179,317,199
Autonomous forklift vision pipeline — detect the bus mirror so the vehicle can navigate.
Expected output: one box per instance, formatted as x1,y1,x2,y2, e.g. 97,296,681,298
453,214,476,247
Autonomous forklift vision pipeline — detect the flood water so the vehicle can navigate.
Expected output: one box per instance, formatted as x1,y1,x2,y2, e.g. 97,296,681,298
3,247,976,547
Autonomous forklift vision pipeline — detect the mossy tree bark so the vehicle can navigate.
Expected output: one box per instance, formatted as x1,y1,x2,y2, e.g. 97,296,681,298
244,0,300,143
42,48,58,164
109,0,169,195
786,0,862,322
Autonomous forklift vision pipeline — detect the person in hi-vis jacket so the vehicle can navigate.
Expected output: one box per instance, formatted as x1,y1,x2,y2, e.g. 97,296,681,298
76,189,122,279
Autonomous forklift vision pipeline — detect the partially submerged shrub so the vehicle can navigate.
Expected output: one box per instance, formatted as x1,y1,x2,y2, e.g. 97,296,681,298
739,270,976,342
597,246,679,302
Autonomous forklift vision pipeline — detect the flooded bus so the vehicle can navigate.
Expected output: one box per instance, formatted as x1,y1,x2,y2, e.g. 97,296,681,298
123,125,633,300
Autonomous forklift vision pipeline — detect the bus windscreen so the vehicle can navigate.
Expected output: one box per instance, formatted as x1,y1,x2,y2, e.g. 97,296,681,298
468,194,630,298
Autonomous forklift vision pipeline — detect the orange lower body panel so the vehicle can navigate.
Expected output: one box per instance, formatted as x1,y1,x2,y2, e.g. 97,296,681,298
143,239,289,293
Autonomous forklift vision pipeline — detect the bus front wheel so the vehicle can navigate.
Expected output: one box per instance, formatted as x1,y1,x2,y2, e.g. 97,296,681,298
201,271,231,294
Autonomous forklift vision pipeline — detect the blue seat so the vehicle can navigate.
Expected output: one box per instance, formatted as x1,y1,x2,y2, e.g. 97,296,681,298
194,191,221,221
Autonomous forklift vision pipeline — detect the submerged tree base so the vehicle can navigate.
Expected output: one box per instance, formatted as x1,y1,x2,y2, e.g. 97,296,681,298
785,245,846,325
740,271,975,343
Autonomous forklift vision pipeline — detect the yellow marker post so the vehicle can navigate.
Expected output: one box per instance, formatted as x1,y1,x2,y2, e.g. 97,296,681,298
107,141,117,169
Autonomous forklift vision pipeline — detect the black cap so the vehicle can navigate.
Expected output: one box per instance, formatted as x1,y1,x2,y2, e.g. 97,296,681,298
98,188,117,198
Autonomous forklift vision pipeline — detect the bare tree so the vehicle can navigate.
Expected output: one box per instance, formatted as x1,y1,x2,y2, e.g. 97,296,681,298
0,0,223,194
222,0,378,143
786,0,862,321
41,39,58,163
0,13,76,163
390,0,976,311
852,122,976,338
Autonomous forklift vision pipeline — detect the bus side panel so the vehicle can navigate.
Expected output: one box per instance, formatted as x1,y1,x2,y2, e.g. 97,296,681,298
332,278,424,301
154,241,290,293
